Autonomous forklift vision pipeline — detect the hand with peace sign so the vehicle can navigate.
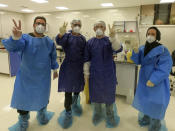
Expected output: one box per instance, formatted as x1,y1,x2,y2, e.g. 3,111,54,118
108,24,116,38
59,22,68,36
12,19,22,40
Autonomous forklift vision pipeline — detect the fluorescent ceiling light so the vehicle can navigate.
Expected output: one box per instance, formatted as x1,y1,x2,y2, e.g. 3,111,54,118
21,9,34,13
101,3,114,7
0,3,8,7
31,0,48,4
56,7,68,10
160,0,175,3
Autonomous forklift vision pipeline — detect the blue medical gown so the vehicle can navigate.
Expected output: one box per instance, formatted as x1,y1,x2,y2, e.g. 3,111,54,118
55,33,86,92
2,34,59,111
84,37,121,104
131,45,172,120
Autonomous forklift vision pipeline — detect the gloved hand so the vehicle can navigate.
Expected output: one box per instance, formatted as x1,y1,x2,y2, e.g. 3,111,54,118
12,19,22,40
108,24,116,38
132,43,139,53
108,24,121,51
146,80,154,87
59,22,68,36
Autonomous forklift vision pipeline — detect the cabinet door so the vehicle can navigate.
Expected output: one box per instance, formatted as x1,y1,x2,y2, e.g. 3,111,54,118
0,52,10,74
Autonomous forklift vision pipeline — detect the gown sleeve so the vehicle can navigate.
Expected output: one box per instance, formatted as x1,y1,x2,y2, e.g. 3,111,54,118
131,47,142,65
55,33,70,49
50,43,59,70
113,45,123,54
149,48,173,85
1,35,26,52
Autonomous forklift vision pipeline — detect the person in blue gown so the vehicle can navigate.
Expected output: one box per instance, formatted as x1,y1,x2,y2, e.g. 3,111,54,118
131,26,172,131
84,21,122,128
1,16,59,131
55,19,86,129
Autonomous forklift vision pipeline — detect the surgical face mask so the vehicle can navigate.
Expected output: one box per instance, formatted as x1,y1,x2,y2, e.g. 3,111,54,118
73,26,80,34
35,24,46,34
146,35,156,43
96,28,104,36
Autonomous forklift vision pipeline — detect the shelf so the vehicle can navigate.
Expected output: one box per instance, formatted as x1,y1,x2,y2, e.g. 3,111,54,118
117,32,137,33
113,21,137,33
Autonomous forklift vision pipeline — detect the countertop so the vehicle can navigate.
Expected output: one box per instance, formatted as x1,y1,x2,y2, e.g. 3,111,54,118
115,60,137,65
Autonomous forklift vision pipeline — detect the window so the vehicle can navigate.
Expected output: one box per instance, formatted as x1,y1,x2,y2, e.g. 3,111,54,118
154,4,172,25
140,3,175,25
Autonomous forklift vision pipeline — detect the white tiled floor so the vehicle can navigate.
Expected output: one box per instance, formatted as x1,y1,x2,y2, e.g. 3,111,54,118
0,73,175,131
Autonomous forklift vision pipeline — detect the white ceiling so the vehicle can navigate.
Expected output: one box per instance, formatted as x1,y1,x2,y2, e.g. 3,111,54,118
0,0,171,13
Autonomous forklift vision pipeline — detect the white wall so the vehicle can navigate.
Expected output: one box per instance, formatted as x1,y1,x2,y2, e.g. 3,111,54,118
0,11,25,38
24,7,140,40
139,25,175,53
1,7,175,53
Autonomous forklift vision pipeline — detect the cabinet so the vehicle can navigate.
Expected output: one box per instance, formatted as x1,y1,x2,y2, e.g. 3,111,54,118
0,51,10,74
0,51,21,76
113,20,140,61
115,62,138,104
113,21,137,33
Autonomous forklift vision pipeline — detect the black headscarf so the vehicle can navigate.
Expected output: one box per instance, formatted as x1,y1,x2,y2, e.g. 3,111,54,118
144,27,162,56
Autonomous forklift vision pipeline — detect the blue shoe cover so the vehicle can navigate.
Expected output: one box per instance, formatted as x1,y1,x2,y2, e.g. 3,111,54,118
148,119,168,131
72,95,83,117
138,112,150,127
105,104,120,128
138,112,168,131
37,107,54,125
58,110,73,129
9,114,30,131
92,103,104,126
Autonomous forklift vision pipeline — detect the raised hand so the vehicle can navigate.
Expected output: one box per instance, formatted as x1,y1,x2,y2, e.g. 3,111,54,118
108,24,116,38
12,19,22,39
59,22,68,36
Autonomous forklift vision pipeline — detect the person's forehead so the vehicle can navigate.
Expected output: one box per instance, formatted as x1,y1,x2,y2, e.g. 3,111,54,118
148,29,156,33
95,24,105,27
73,21,81,25
35,19,46,23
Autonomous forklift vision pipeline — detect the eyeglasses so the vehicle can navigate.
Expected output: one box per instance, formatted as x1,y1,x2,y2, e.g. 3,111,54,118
35,22,46,26
74,24,81,27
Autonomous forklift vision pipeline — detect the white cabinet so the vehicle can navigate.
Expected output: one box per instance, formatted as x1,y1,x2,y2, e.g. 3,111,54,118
113,21,137,33
115,62,138,104
0,52,10,74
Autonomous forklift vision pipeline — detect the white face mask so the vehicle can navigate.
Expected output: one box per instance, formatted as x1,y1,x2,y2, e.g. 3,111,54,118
96,28,104,36
146,35,156,43
35,24,46,34
73,26,80,34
